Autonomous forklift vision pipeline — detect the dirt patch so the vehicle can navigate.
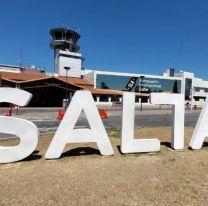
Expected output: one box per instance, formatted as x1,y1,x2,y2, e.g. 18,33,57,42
0,127,208,206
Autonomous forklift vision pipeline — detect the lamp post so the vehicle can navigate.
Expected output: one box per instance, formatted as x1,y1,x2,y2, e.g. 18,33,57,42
190,88,195,110
64,66,71,111
140,76,145,112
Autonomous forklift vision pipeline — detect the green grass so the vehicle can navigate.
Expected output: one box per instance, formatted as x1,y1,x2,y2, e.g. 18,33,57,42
107,128,120,138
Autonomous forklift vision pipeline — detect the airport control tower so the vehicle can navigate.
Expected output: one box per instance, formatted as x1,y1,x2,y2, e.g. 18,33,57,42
50,28,83,77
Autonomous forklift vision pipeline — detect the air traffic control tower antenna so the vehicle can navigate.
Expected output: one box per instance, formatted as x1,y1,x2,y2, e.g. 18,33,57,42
50,27,83,77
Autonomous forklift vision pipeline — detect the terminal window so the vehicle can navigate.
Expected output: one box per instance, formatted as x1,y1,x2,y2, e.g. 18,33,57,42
96,74,181,94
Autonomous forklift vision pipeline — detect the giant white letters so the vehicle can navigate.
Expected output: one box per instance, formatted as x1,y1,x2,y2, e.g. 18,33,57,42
121,92,160,153
150,93,184,150
0,88,39,163
1,87,208,164
45,91,114,159
189,96,208,149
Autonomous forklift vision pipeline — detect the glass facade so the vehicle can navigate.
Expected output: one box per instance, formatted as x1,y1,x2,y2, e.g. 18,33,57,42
96,74,182,94
194,87,208,93
185,78,192,100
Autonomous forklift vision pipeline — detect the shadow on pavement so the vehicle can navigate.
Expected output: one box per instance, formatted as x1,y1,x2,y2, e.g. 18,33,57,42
161,142,172,149
61,147,100,158
22,150,42,162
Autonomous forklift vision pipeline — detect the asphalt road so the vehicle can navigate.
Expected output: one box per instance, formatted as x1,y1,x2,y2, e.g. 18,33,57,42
33,110,201,133
0,110,201,139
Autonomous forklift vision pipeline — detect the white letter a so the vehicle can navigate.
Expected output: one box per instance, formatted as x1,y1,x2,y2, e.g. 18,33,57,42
45,91,114,159
189,96,208,149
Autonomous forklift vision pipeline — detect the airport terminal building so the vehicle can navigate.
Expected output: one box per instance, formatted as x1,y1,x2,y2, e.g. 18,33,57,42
85,69,181,104
84,68,208,107
0,27,208,107
0,63,207,108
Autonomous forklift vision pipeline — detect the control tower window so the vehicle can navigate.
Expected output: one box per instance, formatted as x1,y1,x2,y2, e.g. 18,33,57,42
54,33,63,40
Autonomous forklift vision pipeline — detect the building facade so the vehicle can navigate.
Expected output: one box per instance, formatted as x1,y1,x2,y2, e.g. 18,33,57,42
85,69,208,107
0,63,208,107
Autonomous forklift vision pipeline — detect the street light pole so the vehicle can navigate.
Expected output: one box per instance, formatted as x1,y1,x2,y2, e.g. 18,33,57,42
190,88,195,110
64,67,71,111
140,76,145,112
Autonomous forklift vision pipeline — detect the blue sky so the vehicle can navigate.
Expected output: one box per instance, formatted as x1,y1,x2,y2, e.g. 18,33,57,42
0,0,208,79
